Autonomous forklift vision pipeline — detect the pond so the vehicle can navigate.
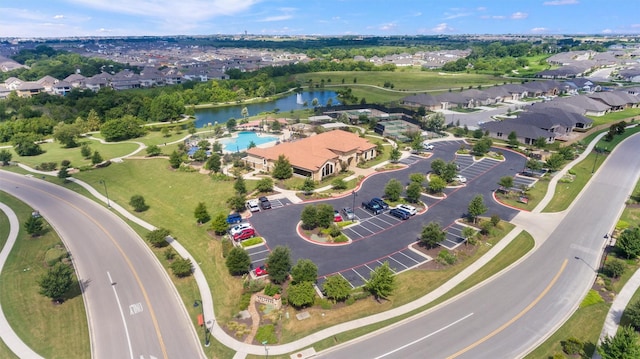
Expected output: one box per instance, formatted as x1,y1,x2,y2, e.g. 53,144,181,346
194,90,339,128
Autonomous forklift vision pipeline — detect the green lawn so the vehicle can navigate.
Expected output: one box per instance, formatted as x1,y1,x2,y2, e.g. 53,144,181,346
0,192,89,359
587,109,640,126
9,139,138,168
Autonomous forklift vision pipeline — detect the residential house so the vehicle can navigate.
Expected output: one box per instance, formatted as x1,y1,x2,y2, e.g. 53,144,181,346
16,81,44,97
52,81,72,96
84,73,110,92
244,130,376,181
480,120,556,146
588,91,640,111
37,75,59,93
553,95,610,117
63,74,86,88
401,93,441,111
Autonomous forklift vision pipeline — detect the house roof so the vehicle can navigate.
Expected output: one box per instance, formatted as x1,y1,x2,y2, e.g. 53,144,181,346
480,120,554,140
588,91,640,107
554,95,611,113
246,130,376,172
518,107,593,128
401,93,440,106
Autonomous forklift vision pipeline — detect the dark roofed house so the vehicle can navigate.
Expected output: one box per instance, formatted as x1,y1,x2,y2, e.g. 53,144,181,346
588,91,639,111
536,65,586,79
401,93,441,111
480,120,555,146
63,74,86,88
16,82,44,98
436,92,472,110
53,81,72,96
554,95,610,116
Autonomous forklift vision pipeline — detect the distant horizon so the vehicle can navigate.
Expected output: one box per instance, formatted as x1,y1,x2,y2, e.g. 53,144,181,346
2,0,640,38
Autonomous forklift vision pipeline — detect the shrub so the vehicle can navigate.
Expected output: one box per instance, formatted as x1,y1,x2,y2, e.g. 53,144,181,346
44,246,68,267
170,257,193,277
436,250,457,265
562,337,584,355
332,178,347,190
60,159,71,167
490,214,501,227
37,162,57,171
243,278,266,293
221,238,233,258
604,258,626,278
333,234,348,243
237,292,252,311
164,247,176,261
146,228,170,248
328,225,341,238
264,283,281,297
129,195,149,212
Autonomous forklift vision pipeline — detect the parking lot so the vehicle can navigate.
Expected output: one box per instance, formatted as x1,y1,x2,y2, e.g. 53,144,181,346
440,222,478,250
455,154,502,181
317,246,431,290
341,208,408,240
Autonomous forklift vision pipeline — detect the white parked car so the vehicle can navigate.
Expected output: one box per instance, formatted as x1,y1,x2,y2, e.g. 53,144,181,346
454,175,467,183
246,199,260,212
396,204,417,216
422,142,434,150
230,222,253,235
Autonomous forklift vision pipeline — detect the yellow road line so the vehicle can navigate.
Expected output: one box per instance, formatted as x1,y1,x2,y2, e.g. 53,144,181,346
447,258,569,359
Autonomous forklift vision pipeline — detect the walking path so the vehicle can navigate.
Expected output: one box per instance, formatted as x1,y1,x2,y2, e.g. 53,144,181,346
3,128,633,358
0,203,46,359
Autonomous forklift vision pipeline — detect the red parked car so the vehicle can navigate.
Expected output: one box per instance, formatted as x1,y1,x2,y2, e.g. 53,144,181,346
334,210,343,222
255,265,268,277
233,228,255,241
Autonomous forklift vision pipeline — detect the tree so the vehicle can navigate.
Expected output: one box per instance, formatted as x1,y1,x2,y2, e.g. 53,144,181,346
227,195,246,212
272,155,293,180
441,161,458,183
428,175,446,194
169,150,183,169
316,203,335,228
241,107,249,119
57,166,70,181
100,115,146,141
424,112,446,132
287,281,316,308
389,147,401,162
462,226,478,244
597,326,640,359
170,257,193,277
323,274,352,301
431,158,446,176
149,92,184,122
364,262,395,301
384,179,403,202
146,228,170,248
468,195,487,224
534,137,547,149
331,178,347,190
25,215,44,237
409,173,425,184
80,144,92,158
192,149,207,162
53,122,82,148
624,299,640,330
225,247,251,275
85,109,101,132
545,153,564,171
301,177,316,194
472,138,491,155
38,262,74,302
406,182,422,203
507,131,519,147
129,195,149,212
91,151,103,165
146,144,161,157
420,222,446,248
204,153,221,173
234,176,247,195
0,149,12,165
226,118,237,131
526,159,543,171
266,246,292,284
617,227,640,259
256,177,274,192
12,133,43,156
210,213,229,235
291,259,318,284
498,176,514,189
194,202,211,224
301,205,321,229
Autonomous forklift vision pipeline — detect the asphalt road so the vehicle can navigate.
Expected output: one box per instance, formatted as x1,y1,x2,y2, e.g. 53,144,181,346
316,134,640,358
0,171,203,359
249,140,524,279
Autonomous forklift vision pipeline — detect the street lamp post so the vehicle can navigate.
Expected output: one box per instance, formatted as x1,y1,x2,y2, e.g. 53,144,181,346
193,300,210,347
352,191,357,220
591,147,600,174
99,180,110,208
262,340,268,359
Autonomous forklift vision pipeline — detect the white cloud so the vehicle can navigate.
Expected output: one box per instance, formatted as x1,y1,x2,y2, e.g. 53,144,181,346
443,12,471,20
477,7,487,11
601,28,613,34
67,0,259,22
412,11,422,17
53,14,64,19
493,15,506,19
379,22,397,31
259,15,293,22
543,0,579,5
530,27,547,33
432,23,453,34
511,12,528,19
631,24,640,28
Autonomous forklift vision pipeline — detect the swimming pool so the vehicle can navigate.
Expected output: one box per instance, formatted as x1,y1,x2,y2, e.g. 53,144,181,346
219,131,279,152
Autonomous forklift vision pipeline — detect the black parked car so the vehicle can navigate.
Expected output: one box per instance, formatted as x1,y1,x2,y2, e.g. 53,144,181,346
362,200,383,215
258,196,271,210
371,197,389,210
389,208,410,220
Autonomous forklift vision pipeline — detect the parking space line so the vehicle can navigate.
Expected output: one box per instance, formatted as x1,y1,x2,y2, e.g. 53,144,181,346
387,255,410,270
339,273,355,289
352,268,367,282
364,263,375,272
398,251,421,264
366,220,387,230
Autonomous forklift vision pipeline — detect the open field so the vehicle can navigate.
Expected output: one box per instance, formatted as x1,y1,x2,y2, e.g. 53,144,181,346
0,192,89,359
588,108,640,127
8,139,138,168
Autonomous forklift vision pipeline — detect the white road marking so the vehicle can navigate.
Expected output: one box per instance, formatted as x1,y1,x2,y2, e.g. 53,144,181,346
107,271,134,359
373,313,474,359
129,302,143,315
398,251,421,264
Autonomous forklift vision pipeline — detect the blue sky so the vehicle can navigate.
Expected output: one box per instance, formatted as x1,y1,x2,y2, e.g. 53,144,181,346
2,0,639,38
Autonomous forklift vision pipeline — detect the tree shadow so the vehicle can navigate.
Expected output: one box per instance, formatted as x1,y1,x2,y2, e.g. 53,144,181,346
65,278,91,300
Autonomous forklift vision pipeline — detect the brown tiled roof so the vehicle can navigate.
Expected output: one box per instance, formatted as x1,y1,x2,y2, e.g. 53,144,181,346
247,130,375,171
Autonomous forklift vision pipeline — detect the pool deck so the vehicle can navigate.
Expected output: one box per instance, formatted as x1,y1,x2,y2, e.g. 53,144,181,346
214,129,292,153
